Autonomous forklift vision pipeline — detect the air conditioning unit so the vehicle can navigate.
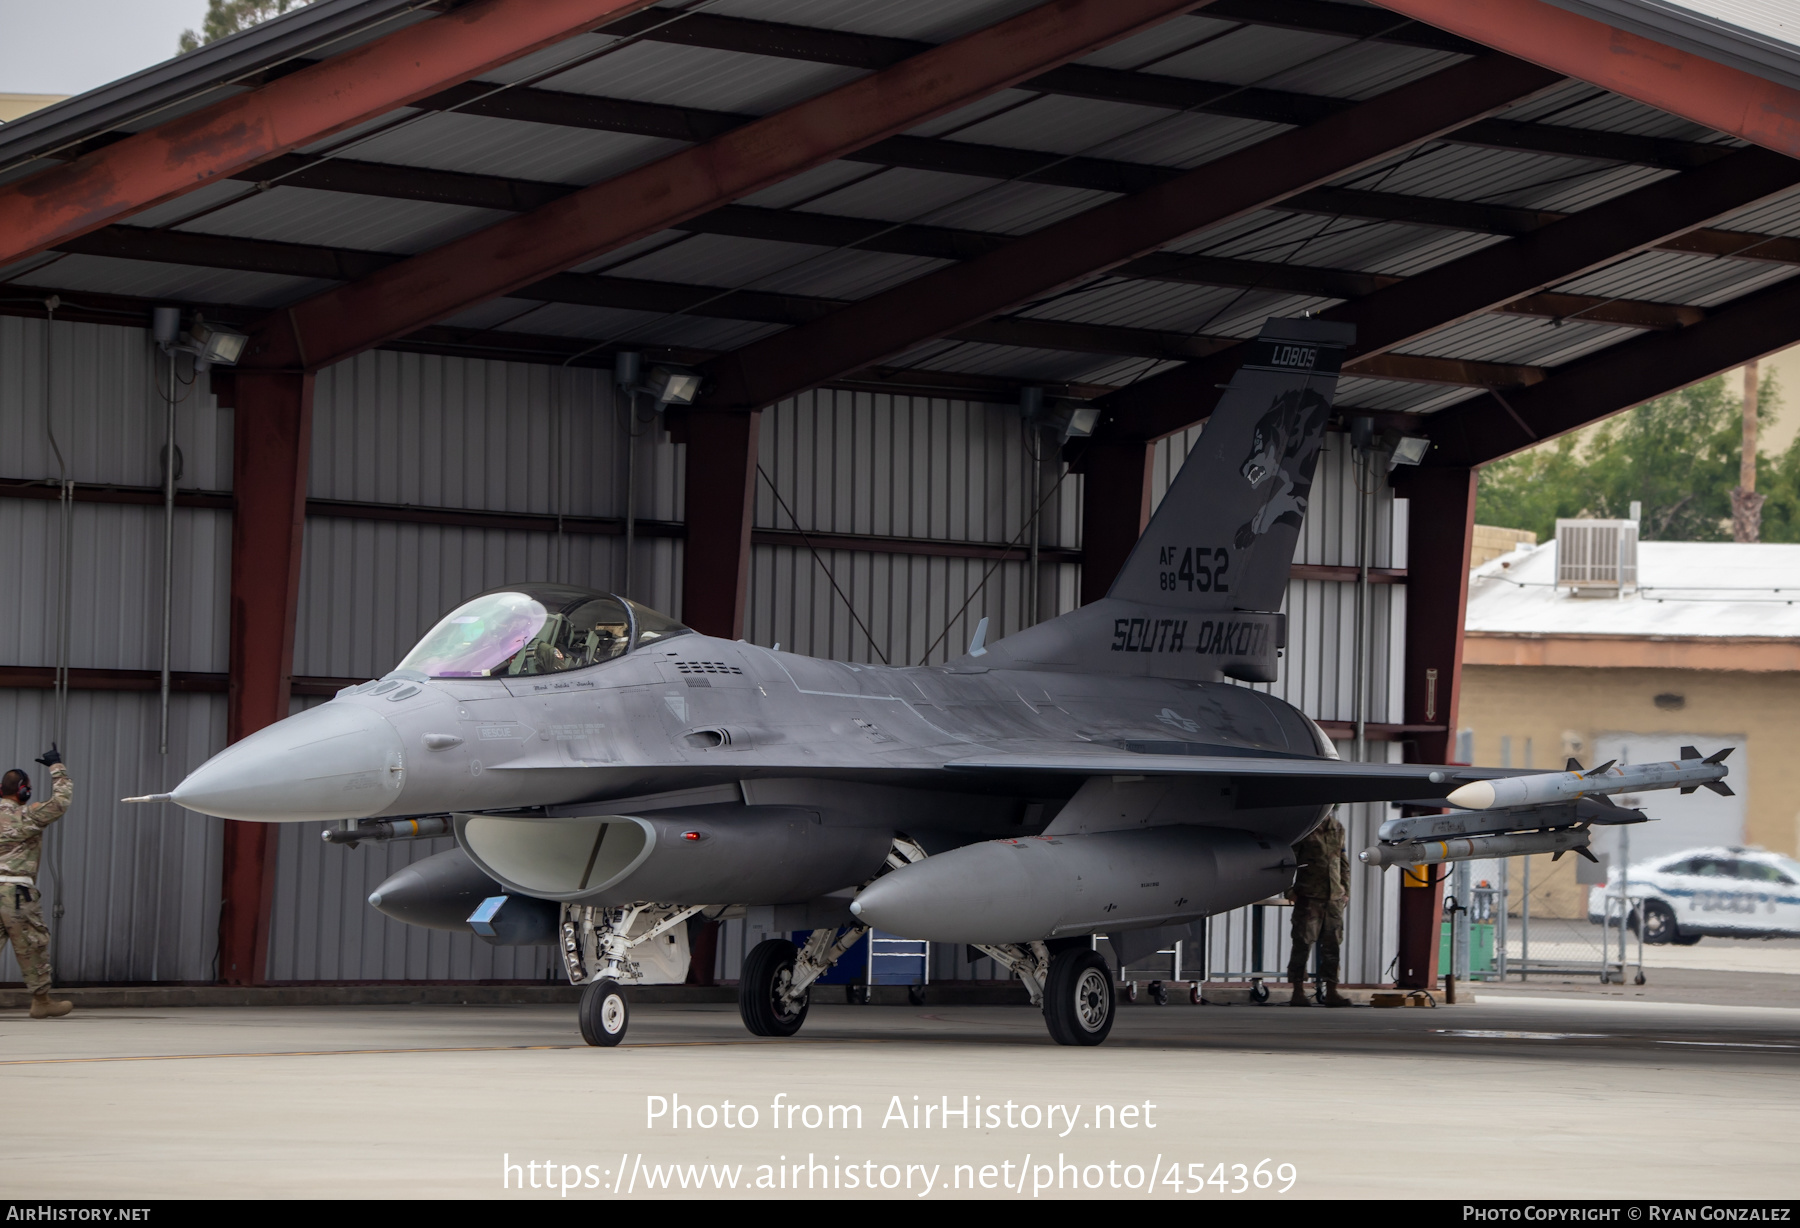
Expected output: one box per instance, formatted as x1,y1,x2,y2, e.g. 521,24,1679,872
1555,518,1638,597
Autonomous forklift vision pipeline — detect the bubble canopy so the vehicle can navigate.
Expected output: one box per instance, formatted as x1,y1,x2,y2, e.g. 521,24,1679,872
396,585,690,678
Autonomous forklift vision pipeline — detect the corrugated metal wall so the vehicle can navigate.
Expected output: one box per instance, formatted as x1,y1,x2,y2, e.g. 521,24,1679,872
748,388,1080,666
3,317,1406,987
0,315,230,983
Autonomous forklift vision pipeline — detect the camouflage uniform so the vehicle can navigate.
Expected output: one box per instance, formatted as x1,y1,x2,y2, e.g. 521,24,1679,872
1286,811,1349,986
0,763,72,995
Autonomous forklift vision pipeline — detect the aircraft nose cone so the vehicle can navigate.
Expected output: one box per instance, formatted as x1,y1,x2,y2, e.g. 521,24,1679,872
172,702,407,821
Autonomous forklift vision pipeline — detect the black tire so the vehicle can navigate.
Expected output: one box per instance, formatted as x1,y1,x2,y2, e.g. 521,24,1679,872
1672,931,1703,946
1636,900,1680,945
739,939,809,1037
1150,980,1168,1006
1250,979,1271,1004
1043,948,1116,1046
578,978,629,1047
907,985,926,1006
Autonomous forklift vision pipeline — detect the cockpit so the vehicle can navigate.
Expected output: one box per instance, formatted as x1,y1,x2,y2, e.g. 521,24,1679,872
396,584,691,678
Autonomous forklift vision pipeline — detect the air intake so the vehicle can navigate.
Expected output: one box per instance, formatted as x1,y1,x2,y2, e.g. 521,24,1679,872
1554,518,1638,597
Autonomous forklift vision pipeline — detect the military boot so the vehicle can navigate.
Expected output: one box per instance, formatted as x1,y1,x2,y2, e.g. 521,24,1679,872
1287,980,1310,1006
1320,983,1353,1008
29,993,73,1019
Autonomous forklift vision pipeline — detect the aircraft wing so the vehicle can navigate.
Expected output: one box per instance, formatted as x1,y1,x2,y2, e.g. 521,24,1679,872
944,753,1521,807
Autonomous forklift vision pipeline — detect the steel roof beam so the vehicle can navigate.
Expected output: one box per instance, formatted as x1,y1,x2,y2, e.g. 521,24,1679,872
39,224,1570,378
1424,270,1800,467
694,54,1561,411
1100,145,1800,440
240,0,1217,372
1372,0,1800,159
227,146,1798,270
591,8,1708,168
411,75,1725,178
0,0,666,269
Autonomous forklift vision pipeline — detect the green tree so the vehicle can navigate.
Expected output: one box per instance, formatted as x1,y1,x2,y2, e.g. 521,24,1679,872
179,1,313,53
1475,371,1788,542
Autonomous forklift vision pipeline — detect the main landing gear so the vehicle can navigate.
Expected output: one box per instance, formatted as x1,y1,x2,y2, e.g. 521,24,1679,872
976,940,1119,1046
739,926,869,1037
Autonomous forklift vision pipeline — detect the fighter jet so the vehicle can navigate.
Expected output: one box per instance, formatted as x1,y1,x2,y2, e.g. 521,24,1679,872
136,317,1724,1047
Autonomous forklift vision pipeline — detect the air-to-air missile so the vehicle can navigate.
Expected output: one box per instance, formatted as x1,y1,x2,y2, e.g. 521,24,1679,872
1360,828,1594,869
1443,746,1733,810
1358,747,1732,870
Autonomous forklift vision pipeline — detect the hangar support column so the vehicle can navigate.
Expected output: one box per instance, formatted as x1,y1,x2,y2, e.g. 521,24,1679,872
219,370,314,986
680,410,761,639
1391,465,1477,989
1076,439,1154,605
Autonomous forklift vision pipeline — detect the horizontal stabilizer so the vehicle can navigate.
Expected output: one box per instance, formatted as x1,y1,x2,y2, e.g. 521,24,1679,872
1705,780,1735,796
1704,746,1734,764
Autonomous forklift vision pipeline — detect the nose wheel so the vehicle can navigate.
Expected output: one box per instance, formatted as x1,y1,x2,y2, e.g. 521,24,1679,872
1043,947,1116,1046
578,979,630,1047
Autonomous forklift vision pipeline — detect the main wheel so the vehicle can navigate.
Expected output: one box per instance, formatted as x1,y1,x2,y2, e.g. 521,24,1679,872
739,939,810,1037
1043,948,1116,1046
578,978,629,1047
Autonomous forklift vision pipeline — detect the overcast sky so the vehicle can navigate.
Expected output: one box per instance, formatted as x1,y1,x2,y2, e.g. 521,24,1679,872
1,1,212,96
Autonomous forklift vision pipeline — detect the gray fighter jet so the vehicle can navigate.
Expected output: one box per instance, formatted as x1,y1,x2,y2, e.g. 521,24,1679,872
141,317,1691,1047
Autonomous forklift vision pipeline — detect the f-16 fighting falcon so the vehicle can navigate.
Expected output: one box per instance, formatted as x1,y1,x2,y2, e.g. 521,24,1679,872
131,318,1728,1047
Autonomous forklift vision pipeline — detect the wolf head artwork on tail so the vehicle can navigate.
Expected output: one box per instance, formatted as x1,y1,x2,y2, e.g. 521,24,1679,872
1233,385,1333,550
1107,317,1354,617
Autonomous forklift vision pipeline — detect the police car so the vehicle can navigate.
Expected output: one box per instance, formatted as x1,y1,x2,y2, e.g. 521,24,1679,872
1587,847,1800,944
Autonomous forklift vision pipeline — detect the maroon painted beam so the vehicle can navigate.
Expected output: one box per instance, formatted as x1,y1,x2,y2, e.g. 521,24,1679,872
219,371,313,987
1101,145,1800,441
1389,464,1474,989
680,410,763,639
241,0,1212,373
0,666,362,698
1426,271,1800,468
1078,439,1157,606
1373,0,1800,159
698,53,1560,413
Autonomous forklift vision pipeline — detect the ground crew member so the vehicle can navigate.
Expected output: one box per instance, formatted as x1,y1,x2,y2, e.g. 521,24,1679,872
1287,808,1351,1007
0,744,74,1018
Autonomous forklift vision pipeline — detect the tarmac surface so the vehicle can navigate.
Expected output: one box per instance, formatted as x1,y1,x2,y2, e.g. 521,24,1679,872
5,982,1799,1200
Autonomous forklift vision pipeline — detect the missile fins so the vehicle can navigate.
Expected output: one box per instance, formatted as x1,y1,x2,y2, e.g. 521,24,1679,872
1705,780,1735,797
1566,758,1583,771
1704,746,1734,765
1680,745,1700,760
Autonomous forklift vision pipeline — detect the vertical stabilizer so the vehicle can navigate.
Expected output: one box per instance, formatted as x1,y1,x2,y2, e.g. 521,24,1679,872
1108,318,1355,613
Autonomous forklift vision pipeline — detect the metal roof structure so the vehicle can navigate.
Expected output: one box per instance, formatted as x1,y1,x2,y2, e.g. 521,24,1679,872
1469,540,1800,638
3,0,1800,451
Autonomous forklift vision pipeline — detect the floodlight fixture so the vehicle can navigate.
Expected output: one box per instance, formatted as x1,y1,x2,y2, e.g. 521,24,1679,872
1388,434,1430,467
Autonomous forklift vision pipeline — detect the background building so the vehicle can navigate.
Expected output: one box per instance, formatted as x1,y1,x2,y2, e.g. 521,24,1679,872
1459,532,1800,915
